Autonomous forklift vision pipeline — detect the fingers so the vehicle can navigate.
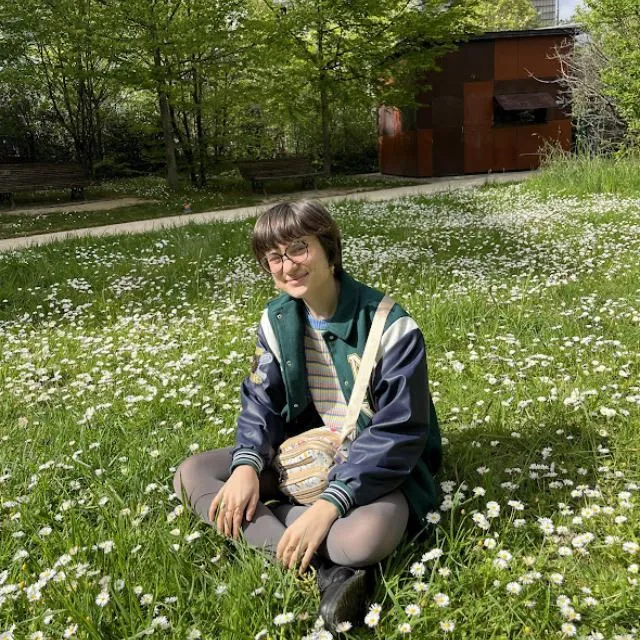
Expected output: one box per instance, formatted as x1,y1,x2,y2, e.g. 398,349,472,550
208,492,221,523
216,499,227,535
277,532,306,571
299,545,316,575
232,508,244,540
246,493,259,522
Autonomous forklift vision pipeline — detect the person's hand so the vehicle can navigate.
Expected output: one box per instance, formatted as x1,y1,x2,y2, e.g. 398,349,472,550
208,465,260,540
276,499,339,574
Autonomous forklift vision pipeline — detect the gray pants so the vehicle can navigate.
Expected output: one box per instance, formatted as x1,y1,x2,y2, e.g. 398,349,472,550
173,447,409,567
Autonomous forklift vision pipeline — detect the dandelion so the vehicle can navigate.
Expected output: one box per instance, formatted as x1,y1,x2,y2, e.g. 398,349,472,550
426,512,441,524
398,622,412,634
440,620,455,633
410,562,426,577
95,591,110,607
63,624,78,638
486,501,500,518
561,622,577,636
335,621,352,632
140,593,154,606
405,604,421,616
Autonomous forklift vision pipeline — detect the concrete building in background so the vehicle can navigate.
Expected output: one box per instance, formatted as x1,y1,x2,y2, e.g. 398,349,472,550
532,0,559,25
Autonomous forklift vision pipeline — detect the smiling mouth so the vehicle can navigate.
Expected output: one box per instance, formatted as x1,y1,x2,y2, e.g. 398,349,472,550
287,273,308,283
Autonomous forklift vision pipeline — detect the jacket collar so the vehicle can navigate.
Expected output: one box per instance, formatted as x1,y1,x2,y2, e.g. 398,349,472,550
279,270,359,341
323,271,359,341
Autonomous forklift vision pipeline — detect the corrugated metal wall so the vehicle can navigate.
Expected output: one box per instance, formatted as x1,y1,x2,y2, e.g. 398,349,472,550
379,31,573,177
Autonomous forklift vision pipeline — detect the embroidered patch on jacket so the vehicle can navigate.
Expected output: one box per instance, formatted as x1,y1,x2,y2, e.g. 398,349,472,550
249,347,271,385
251,347,265,373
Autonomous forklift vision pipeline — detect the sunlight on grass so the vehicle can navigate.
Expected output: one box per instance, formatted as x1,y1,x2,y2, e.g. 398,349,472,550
0,183,638,639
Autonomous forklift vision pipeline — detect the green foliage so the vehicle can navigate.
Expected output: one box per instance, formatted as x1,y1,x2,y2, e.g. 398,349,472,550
0,0,481,180
521,145,640,198
576,0,640,143
0,0,122,171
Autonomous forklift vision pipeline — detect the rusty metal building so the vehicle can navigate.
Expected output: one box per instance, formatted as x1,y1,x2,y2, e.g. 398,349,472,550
379,26,577,177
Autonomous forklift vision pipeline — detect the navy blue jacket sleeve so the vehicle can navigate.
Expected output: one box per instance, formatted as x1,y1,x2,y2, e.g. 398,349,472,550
326,326,431,509
231,325,287,473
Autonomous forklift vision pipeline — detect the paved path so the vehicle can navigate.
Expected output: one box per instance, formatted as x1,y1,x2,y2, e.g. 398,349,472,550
0,171,534,253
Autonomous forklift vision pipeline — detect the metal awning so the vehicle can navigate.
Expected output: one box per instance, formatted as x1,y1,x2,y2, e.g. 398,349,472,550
494,92,557,111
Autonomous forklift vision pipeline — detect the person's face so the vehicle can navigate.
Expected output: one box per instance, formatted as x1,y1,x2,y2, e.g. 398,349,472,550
265,235,334,299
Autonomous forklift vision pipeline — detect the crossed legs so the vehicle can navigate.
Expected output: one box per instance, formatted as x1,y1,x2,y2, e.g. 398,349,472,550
173,447,408,567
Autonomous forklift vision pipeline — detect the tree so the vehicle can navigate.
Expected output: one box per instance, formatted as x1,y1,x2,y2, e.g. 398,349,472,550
257,0,477,175
0,0,121,174
108,0,252,189
575,0,640,144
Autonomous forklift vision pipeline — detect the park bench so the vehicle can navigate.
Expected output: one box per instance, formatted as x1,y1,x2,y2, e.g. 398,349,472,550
237,157,323,193
0,163,91,209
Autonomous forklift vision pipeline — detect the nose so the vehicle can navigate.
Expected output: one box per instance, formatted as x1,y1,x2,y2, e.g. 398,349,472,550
281,256,298,272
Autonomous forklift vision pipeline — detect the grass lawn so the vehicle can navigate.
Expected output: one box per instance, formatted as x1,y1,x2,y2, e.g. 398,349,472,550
0,173,419,240
0,174,638,639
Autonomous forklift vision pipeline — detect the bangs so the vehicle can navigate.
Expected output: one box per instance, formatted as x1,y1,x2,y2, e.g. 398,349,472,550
251,201,334,258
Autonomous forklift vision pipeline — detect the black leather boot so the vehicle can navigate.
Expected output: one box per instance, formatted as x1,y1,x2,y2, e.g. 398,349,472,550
317,561,373,632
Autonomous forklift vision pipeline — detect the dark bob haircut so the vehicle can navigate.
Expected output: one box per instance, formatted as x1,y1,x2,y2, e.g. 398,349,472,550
251,201,343,276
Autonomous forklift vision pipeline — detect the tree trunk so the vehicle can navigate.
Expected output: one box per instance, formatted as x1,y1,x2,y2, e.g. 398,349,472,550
319,73,331,176
194,66,207,187
155,48,178,190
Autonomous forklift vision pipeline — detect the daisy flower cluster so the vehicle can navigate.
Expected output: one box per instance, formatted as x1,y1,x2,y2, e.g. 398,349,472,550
1,187,638,638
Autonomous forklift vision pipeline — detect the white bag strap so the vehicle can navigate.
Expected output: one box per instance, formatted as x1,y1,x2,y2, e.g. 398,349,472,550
339,295,395,443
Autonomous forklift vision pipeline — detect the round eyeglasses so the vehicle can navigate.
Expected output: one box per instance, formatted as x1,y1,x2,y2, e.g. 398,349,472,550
260,240,309,273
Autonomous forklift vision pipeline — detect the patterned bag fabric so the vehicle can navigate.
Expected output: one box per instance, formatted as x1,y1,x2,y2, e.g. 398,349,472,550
273,296,394,506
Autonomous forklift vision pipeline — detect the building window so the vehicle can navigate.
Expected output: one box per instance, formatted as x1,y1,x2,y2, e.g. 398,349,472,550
493,92,556,127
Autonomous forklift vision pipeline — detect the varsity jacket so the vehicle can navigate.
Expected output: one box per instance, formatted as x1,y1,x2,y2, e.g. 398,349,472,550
231,271,442,529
